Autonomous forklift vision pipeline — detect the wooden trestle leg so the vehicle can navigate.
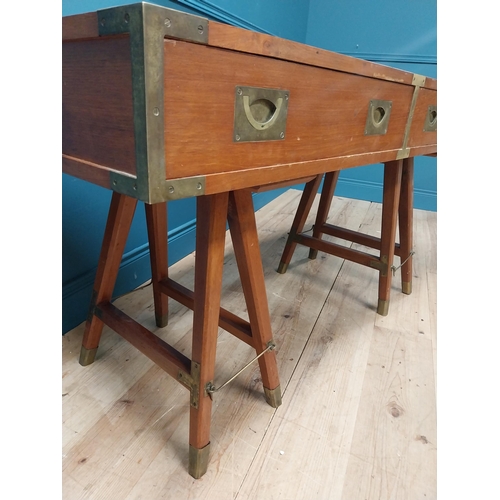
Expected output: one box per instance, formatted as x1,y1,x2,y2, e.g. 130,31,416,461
398,157,414,295
377,159,403,316
277,174,323,274
79,192,138,366
308,171,340,260
78,189,282,479
189,192,229,478
276,159,412,316
227,190,281,407
145,202,169,327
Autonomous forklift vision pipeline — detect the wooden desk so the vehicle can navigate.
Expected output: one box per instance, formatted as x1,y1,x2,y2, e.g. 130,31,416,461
62,2,437,478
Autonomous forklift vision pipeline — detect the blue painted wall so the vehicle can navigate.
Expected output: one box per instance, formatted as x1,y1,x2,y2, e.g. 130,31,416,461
306,0,437,210
62,0,436,334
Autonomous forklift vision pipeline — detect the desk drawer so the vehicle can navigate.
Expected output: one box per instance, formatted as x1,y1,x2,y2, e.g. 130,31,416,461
163,40,415,180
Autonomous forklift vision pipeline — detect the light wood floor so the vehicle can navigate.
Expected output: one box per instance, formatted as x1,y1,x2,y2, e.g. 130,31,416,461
62,189,437,500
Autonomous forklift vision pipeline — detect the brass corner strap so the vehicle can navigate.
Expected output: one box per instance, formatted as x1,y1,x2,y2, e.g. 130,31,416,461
397,73,432,159
97,3,209,203
205,341,276,399
177,361,201,409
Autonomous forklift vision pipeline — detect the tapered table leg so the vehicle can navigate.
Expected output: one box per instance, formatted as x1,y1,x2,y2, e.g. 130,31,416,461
145,202,169,327
80,192,137,365
309,170,340,260
377,160,403,316
277,174,323,274
228,190,282,408
188,192,229,479
398,157,414,295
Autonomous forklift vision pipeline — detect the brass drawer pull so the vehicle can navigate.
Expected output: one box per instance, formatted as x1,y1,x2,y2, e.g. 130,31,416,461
365,99,392,135
243,95,284,131
234,86,289,142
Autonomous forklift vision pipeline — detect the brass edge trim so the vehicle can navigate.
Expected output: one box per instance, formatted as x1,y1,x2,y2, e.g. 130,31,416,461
109,172,143,200
97,3,209,203
158,176,206,203
369,256,389,275
412,73,426,87
190,361,201,409
396,148,410,160
397,75,422,159
177,361,202,408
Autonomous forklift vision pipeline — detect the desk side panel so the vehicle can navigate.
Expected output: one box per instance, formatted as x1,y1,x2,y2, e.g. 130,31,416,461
62,36,137,179
163,40,415,180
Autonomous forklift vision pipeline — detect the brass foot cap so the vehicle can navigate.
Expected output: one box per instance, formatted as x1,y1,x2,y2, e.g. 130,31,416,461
377,299,390,317
189,443,211,479
277,262,288,274
308,248,318,260
79,346,98,366
155,313,169,328
402,282,412,295
264,385,282,408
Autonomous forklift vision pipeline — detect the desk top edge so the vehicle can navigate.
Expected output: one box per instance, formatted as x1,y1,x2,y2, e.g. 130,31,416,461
61,3,437,91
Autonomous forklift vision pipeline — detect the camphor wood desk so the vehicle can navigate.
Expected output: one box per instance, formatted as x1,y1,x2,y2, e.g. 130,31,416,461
62,2,437,479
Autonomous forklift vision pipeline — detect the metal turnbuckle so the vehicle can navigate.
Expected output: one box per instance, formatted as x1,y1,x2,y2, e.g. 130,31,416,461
205,341,276,399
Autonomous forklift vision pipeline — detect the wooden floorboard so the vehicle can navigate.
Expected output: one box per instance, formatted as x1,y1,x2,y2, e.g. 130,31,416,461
62,189,437,499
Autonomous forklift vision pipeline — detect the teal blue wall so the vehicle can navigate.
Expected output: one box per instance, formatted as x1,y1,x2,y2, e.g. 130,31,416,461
306,0,437,210
62,0,437,334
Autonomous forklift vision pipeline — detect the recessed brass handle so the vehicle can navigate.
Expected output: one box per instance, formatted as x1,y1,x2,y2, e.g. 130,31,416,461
243,96,283,131
234,86,289,142
423,105,437,132
365,99,392,136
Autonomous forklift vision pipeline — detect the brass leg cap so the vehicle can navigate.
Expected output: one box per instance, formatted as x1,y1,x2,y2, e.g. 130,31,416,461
277,262,288,274
189,443,211,479
79,346,98,366
308,248,318,260
264,385,282,408
402,281,412,295
377,299,390,316
155,313,169,328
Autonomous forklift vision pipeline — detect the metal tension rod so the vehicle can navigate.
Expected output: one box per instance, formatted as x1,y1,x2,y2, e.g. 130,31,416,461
391,249,415,276
206,341,276,398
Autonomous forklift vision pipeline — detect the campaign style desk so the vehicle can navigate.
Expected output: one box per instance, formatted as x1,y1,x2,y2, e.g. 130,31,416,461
62,3,437,479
